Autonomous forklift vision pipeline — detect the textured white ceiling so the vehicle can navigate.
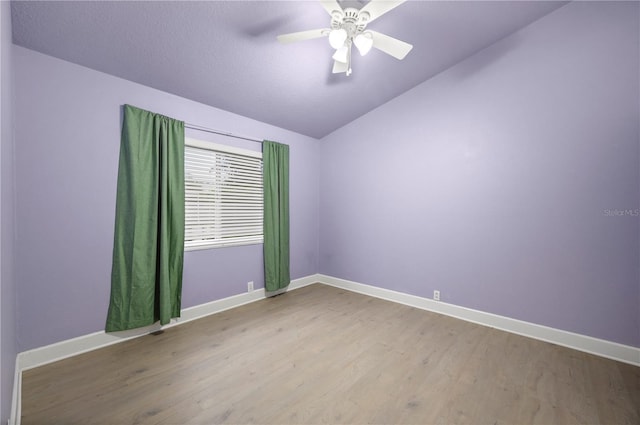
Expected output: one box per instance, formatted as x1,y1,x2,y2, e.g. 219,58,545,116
11,0,567,139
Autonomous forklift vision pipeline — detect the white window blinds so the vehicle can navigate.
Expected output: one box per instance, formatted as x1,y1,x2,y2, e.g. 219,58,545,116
184,138,263,250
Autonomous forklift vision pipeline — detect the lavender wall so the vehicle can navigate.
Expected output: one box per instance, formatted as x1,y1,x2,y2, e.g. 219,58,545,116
319,2,640,347
13,46,319,352
1,0,17,421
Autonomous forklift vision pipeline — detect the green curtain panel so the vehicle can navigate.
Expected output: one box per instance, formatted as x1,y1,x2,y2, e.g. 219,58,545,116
106,105,185,332
263,140,290,292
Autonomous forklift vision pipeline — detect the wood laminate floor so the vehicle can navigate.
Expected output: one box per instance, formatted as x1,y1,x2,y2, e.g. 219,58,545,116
22,284,639,424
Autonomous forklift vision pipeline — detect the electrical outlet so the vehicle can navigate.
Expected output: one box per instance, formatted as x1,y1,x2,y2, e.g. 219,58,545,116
433,290,440,301
247,281,254,292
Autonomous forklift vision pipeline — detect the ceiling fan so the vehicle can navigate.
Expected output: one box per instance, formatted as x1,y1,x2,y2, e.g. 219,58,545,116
277,0,413,76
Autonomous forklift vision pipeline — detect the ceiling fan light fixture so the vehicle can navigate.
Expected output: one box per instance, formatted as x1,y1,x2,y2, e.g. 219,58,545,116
354,32,373,56
332,45,349,63
328,28,348,49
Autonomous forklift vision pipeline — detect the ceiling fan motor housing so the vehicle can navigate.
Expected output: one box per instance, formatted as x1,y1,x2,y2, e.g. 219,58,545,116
331,7,369,38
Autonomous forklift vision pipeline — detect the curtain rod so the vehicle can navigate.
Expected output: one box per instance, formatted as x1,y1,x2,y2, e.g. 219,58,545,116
185,123,263,144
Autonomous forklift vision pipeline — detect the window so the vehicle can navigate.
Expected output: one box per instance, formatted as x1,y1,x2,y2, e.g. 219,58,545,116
184,138,263,250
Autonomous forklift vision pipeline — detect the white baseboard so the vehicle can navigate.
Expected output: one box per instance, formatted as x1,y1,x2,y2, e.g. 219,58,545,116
317,274,640,367
9,274,319,425
9,358,21,425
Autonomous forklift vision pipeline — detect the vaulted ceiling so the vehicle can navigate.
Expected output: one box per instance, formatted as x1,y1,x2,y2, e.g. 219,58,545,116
11,1,566,139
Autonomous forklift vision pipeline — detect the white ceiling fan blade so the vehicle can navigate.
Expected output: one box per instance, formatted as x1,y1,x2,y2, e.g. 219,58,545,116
358,0,405,24
369,30,413,60
320,0,343,17
332,60,349,74
277,29,328,44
